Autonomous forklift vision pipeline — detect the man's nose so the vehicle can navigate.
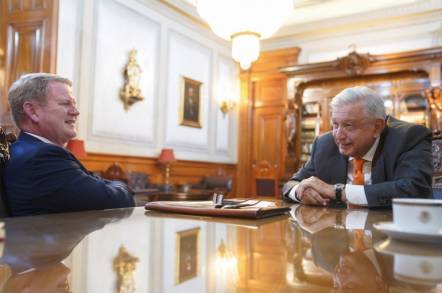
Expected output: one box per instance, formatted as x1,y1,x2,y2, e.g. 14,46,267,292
70,105,80,116
334,126,346,139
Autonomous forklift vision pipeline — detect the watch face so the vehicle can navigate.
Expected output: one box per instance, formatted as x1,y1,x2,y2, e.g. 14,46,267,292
335,183,345,191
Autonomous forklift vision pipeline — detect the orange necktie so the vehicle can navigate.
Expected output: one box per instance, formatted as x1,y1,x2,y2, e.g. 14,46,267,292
353,229,366,251
353,159,365,185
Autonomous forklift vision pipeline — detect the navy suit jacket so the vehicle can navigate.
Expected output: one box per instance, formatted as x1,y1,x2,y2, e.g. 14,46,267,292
282,116,433,207
5,132,135,216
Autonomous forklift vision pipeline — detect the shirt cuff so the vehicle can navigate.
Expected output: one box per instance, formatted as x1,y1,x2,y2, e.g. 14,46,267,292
288,184,300,202
345,185,368,206
345,210,368,229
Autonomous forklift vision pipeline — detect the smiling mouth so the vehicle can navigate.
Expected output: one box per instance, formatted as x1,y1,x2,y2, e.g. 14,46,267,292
65,120,76,126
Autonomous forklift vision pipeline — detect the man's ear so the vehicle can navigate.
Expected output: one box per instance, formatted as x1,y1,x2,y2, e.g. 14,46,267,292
23,101,40,123
374,118,385,138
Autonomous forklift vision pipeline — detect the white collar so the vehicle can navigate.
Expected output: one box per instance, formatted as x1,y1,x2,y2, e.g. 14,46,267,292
349,136,380,163
24,132,57,145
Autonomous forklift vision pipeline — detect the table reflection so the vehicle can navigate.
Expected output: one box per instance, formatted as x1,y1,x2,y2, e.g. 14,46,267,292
0,205,440,292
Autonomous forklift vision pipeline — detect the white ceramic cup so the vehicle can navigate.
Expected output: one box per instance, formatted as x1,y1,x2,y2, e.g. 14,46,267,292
395,254,442,285
392,198,442,233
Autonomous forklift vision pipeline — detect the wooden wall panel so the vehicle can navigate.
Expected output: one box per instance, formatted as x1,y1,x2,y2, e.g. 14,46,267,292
81,153,237,196
8,23,44,79
0,0,58,130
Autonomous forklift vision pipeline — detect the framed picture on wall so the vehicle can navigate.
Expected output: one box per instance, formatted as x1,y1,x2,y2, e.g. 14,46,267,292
180,76,202,128
175,227,200,284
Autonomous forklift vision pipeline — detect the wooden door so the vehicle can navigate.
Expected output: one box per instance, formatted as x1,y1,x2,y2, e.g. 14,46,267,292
251,78,286,198
236,220,289,291
0,0,59,130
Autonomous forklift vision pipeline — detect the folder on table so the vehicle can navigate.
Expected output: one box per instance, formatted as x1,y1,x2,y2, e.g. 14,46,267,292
144,199,291,219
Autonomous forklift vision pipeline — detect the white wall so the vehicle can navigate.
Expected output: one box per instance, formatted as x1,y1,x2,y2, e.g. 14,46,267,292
57,0,239,163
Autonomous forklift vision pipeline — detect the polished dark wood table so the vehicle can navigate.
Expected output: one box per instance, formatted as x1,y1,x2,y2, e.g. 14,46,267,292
134,189,213,206
0,204,441,292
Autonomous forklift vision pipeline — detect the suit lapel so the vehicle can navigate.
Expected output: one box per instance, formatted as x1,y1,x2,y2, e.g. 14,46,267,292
329,153,348,183
371,117,389,184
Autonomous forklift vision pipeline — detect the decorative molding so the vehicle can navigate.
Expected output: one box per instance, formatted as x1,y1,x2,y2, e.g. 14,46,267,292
270,0,442,41
165,30,212,148
281,47,442,80
336,51,373,76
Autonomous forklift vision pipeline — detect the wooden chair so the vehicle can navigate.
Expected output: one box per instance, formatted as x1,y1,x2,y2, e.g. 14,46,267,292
432,131,442,199
127,172,160,191
101,162,128,184
0,127,16,217
253,160,278,197
192,169,233,196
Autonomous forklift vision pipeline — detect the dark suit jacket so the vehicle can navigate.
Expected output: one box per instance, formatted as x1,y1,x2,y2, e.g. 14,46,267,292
282,116,432,207
5,132,135,216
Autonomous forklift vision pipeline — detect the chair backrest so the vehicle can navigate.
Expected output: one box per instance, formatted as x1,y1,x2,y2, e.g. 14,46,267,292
101,162,128,184
253,160,278,197
128,172,150,190
202,175,233,192
432,131,442,199
0,127,16,217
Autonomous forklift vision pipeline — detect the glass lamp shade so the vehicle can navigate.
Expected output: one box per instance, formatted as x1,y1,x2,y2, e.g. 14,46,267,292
66,139,87,159
196,0,292,69
157,148,176,164
231,33,260,70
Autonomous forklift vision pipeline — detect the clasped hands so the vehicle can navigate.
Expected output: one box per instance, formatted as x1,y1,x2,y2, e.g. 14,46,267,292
296,176,343,206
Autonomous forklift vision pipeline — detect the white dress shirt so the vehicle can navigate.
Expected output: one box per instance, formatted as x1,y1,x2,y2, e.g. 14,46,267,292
25,132,56,145
289,137,380,206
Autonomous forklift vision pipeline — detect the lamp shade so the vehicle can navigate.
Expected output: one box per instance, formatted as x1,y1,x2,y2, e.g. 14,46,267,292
66,139,87,159
157,148,176,164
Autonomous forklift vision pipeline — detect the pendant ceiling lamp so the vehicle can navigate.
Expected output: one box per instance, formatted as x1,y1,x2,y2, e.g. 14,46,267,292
196,0,292,70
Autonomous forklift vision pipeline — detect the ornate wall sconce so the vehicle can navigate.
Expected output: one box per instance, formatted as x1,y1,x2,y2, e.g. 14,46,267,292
219,99,236,116
113,245,139,293
215,240,238,283
120,49,144,111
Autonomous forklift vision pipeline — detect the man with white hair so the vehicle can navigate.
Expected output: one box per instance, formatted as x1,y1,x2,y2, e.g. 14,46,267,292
282,86,432,207
5,73,135,216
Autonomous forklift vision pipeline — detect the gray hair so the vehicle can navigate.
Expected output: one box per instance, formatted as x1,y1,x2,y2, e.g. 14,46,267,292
8,73,72,127
330,86,386,119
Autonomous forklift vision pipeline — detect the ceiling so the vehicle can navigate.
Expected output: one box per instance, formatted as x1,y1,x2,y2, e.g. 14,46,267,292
164,0,440,38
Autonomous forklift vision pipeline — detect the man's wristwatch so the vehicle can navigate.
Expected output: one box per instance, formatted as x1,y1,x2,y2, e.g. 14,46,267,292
334,183,345,202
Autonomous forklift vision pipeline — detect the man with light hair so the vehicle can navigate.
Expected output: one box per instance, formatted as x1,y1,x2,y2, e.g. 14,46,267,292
282,86,432,207
5,73,134,216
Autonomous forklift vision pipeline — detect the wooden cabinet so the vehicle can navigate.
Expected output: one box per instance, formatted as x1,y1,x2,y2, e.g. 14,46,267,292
281,47,442,172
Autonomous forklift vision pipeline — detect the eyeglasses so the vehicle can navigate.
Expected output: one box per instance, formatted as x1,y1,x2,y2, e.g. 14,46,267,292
212,193,261,209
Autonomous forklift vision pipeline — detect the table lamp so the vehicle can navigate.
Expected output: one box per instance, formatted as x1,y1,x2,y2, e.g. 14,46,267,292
66,139,87,159
157,148,176,192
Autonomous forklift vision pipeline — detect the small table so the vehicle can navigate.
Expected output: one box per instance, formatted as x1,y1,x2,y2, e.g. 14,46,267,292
134,189,213,206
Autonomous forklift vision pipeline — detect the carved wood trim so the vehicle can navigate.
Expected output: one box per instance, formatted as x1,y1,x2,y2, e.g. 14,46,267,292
281,47,442,81
336,51,373,75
